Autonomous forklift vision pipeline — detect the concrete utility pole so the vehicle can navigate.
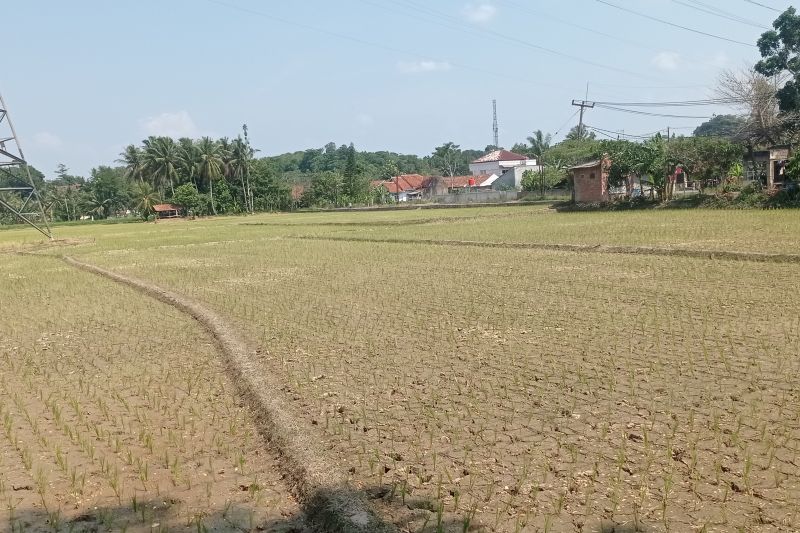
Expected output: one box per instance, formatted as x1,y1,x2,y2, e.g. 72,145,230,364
571,99,595,139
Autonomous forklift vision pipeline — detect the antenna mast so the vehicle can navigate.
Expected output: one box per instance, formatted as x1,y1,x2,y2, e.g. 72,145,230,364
492,99,499,148
0,92,51,239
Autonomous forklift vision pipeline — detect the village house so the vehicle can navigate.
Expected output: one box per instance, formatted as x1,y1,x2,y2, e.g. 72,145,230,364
375,173,496,201
743,144,793,188
469,149,540,190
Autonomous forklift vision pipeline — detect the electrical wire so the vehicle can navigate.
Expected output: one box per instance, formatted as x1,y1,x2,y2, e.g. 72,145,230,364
594,0,757,47
744,0,782,12
553,110,581,136
591,98,746,107
204,0,578,91
595,104,712,119
673,0,770,29
585,125,658,139
360,0,658,80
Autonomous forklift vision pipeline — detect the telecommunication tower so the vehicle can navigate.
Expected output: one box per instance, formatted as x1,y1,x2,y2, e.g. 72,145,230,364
492,99,499,148
0,92,51,238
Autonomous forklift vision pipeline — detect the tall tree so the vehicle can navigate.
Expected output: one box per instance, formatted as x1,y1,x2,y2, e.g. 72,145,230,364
177,137,201,187
756,7,800,113
565,124,596,141
527,130,552,195
117,145,146,184
196,137,224,215
693,115,747,138
431,142,462,177
716,68,788,146
142,136,180,196
342,143,366,201
229,135,254,212
133,182,161,220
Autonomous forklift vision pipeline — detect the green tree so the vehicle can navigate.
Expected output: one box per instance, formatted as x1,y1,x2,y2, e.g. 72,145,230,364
196,137,225,215
565,124,596,141
177,137,201,188
172,183,202,215
342,143,367,201
756,7,800,112
142,136,180,196
693,115,747,138
527,130,552,195
133,182,160,220
308,171,343,206
117,145,146,184
431,142,463,177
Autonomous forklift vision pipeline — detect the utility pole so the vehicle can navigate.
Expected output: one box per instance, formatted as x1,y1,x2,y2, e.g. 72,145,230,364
0,91,51,239
571,99,595,139
492,99,499,149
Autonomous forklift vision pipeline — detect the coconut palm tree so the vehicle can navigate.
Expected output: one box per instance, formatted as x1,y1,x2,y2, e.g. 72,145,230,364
142,136,180,197
117,144,146,184
527,130,552,196
229,136,254,212
133,182,160,220
177,137,200,188
196,137,224,215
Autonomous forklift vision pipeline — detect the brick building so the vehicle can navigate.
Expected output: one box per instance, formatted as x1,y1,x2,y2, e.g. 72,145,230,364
570,159,610,203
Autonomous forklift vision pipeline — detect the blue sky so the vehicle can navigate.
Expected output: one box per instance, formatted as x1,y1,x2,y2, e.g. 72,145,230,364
3,0,791,177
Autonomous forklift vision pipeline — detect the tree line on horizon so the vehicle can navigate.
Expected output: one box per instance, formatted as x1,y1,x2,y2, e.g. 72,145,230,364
3,7,800,221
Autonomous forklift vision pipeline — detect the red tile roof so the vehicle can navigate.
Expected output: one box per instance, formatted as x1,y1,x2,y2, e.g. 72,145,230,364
444,174,493,188
471,149,530,164
380,174,432,193
153,203,179,212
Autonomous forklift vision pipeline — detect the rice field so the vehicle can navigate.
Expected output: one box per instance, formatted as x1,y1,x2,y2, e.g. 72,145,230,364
2,204,800,532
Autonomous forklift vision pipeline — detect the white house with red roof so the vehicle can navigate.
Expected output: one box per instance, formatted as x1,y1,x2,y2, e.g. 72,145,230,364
469,149,540,190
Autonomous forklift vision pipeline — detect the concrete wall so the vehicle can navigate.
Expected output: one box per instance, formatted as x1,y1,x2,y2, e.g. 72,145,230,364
431,190,522,204
469,161,504,176
490,166,542,190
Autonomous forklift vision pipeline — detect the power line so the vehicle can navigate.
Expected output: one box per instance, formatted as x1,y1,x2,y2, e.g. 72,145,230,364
203,0,571,91
554,110,581,136
595,104,712,119
500,0,749,71
585,124,657,139
673,0,770,29
594,0,757,47
591,97,746,107
364,0,660,80
744,0,782,12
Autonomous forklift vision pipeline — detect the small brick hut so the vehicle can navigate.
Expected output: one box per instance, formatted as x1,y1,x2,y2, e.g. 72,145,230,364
570,159,610,203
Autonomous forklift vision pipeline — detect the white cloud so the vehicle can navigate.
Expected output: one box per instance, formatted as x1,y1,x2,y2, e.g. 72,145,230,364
652,52,681,71
356,113,374,126
33,131,63,149
397,60,453,74
462,3,497,23
139,110,200,138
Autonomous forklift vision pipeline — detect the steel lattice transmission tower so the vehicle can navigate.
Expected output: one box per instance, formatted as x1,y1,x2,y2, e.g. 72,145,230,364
0,92,51,238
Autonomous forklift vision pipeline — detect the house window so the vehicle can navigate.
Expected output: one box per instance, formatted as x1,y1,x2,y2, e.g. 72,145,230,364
590,172,596,179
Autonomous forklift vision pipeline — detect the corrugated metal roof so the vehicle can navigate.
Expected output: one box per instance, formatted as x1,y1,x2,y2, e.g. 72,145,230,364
569,160,602,170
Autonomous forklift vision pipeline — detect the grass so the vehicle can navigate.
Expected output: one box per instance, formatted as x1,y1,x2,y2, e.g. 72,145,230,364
2,204,800,531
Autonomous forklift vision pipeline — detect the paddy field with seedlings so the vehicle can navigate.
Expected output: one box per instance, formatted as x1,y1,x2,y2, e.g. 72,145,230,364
1,204,799,532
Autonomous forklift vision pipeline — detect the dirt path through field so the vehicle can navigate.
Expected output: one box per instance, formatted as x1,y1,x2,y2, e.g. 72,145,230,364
62,255,393,533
